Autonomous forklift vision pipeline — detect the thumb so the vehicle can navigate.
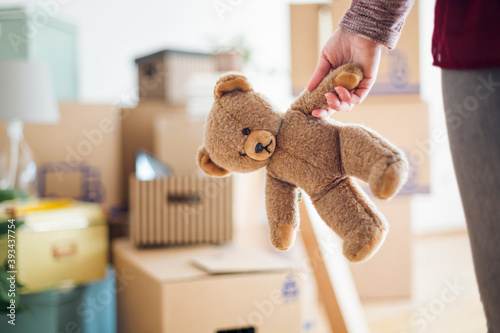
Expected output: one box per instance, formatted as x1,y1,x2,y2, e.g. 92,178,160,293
306,56,331,92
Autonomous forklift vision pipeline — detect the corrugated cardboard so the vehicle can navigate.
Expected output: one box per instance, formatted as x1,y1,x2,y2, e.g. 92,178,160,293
333,94,430,194
349,196,413,298
129,174,232,246
290,1,420,95
120,102,185,201
113,239,301,333
15,201,108,292
0,103,124,216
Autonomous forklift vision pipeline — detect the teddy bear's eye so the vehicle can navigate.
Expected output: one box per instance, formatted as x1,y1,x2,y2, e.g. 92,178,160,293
239,151,246,156
242,128,251,135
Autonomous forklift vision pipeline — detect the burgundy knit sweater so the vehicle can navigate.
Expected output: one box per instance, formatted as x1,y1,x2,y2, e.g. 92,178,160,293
339,0,500,69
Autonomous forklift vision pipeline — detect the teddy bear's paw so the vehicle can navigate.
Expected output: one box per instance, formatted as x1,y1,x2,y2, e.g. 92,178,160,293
333,64,363,91
271,223,299,251
343,225,388,263
369,158,409,200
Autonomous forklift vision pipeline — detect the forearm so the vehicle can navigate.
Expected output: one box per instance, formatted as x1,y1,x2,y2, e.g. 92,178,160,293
339,0,415,49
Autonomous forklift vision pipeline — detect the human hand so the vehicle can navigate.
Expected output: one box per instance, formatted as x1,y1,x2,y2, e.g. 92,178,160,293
307,28,382,118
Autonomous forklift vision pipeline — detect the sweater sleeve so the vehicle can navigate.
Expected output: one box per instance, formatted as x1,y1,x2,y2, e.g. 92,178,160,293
339,0,415,49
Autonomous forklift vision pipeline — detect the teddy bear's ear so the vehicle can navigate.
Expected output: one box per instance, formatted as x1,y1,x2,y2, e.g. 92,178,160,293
197,146,231,177
214,73,253,99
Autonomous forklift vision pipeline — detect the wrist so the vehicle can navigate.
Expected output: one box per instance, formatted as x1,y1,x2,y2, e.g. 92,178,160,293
340,28,383,51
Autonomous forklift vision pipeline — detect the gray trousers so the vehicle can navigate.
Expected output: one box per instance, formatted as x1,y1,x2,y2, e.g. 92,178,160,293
442,68,500,332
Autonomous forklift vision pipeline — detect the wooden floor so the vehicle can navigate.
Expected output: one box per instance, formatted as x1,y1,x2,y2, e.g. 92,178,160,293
362,232,487,333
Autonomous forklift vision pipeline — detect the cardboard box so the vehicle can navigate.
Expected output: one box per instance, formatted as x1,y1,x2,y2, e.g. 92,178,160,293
0,267,116,332
290,3,322,96
153,113,205,175
349,196,413,298
2,201,108,292
0,103,125,217
290,1,420,95
333,94,430,194
113,239,301,333
0,286,86,332
129,174,233,246
120,102,185,201
135,49,216,104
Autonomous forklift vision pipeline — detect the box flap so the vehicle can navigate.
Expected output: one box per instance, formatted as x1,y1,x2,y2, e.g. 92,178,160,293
192,243,296,274
113,239,296,283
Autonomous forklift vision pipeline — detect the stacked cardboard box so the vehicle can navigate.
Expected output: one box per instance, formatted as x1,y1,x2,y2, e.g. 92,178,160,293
114,239,301,333
290,1,427,298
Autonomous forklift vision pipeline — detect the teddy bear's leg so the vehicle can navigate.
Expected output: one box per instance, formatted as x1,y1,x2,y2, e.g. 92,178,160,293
265,174,300,251
339,124,409,199
311,177,388,262
290,64,363,115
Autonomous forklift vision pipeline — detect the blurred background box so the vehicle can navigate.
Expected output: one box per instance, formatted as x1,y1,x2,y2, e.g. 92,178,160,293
290,1,420,95
2,103,126,218
0,267,117,333
0,286,85,333
135,49,216,104
129,175,232,246
114,239,301,333
186,72,220,119
153,113,205,175
289,3,322,96
120,102,185,202
2,201,108,293
0,6,78,100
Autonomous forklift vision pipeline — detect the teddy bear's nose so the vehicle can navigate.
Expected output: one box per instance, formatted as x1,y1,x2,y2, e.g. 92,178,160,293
244,130,276,161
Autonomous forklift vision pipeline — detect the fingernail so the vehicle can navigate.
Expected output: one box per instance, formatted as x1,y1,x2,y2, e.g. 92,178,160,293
325,93,334,103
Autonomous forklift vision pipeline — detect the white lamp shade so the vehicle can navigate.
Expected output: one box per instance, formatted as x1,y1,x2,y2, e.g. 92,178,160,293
0,60,59,124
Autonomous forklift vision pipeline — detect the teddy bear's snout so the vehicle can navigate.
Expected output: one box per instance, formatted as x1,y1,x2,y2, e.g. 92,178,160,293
243,130,276,161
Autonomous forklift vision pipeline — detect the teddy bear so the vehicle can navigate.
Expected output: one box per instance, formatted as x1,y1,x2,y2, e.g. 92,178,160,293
197,64,409,262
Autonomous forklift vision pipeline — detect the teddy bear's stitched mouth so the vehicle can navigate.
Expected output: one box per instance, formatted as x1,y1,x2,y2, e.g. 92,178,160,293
256,139,273,154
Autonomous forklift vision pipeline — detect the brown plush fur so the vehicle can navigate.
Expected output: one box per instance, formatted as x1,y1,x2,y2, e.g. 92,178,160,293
197,64,409,262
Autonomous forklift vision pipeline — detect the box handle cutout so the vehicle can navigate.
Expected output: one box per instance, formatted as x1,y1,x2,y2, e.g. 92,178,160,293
216,328,255,333
167,193,200,204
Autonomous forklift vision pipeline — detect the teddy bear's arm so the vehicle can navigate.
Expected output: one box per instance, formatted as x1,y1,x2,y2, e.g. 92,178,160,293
339,124,409,199
265,174,300,251
290,64,363,115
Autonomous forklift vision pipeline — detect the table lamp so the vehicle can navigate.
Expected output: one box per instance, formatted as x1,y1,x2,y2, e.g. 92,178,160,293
0,60,59,195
